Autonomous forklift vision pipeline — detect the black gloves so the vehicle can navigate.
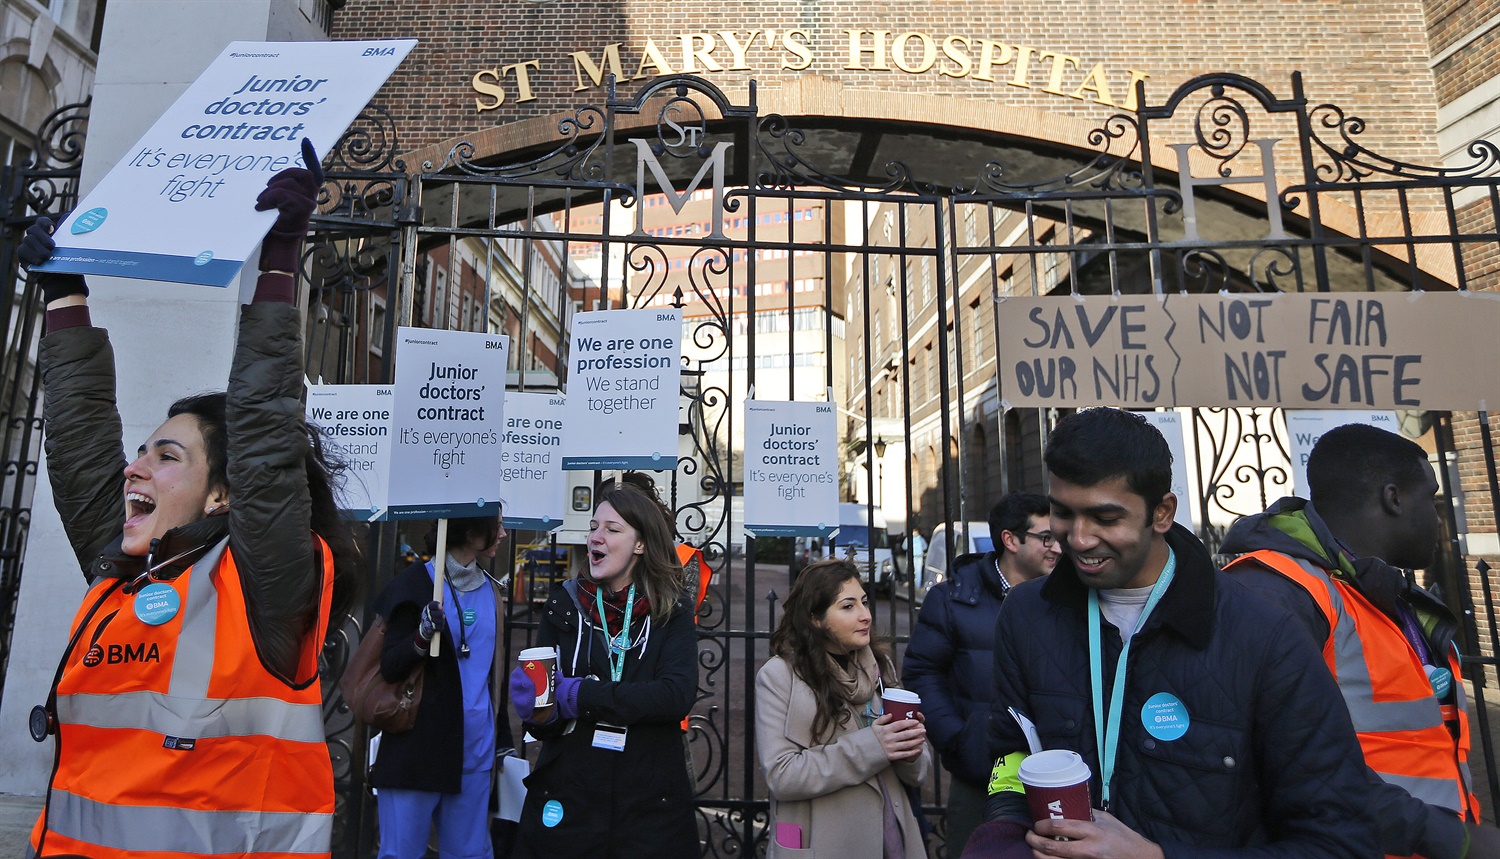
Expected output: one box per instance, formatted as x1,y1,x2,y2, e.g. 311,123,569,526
253,139,324,274
18,218,87,306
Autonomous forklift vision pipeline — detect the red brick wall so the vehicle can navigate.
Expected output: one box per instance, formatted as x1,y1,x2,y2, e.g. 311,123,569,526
331,0,1445,166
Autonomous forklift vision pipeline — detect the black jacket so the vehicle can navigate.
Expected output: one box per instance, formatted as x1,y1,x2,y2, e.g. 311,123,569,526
1222,498,1468,859
370,559,514,794
986,524,1378,857
903,550,1007,786
514,579,698,859
41,302,324,684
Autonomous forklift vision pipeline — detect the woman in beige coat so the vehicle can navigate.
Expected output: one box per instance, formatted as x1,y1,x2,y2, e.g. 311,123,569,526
756,559,933,858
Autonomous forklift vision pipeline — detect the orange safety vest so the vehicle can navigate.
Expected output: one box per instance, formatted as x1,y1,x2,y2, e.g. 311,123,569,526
30,537,336,859
678,543,709,614
677,543,707,734
1227,550,1479,827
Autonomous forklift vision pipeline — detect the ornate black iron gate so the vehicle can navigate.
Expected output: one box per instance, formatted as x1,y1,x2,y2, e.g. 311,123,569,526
0,100,89,713
2,69,1492,857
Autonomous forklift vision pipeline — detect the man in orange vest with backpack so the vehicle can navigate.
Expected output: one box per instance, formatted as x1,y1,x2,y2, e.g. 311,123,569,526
1224,423,1500,859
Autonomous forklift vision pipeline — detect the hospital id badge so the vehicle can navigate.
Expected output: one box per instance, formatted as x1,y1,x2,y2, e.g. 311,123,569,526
592,723,627,752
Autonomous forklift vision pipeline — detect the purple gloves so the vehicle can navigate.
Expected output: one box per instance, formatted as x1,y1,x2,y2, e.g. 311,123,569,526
958,822,1032,859
18,218,87,305
556,676,582,721
253,139,323,274
415,600,444,648
509,667,538,722
509,668,583,724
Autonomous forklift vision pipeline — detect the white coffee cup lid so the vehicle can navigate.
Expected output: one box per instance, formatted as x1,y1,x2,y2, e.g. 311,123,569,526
1017,749,1091,788
518,646,557,660
883,688,920,703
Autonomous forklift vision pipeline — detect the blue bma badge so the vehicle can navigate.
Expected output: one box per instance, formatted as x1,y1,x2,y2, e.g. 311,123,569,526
1142,692,1190,741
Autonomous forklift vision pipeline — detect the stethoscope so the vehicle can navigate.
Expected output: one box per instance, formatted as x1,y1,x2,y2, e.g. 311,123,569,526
446,579,471,658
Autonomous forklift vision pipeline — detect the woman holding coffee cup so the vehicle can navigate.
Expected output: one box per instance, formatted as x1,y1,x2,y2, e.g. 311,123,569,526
508,486,699,858
756,559,931,857
369,514,514,859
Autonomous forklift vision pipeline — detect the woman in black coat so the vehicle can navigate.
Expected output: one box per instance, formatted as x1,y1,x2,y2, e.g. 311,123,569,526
510,487,699,859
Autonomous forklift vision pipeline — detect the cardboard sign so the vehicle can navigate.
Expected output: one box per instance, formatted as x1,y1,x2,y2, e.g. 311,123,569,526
743,399,841,537
562,308,682,470
1137,410,1196,530
500,391,568,531
1285,410,1401,496
387,327,509,518
996,292,1500,410
36,39,415,287
306,384,394,519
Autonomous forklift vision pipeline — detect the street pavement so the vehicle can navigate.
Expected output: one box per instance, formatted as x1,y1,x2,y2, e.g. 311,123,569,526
0,792,40,855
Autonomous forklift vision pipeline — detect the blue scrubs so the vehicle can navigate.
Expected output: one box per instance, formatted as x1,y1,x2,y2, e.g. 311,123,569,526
378,564,497,859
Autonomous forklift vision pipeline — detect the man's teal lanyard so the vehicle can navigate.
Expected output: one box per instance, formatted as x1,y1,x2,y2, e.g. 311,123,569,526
595,583,637,682
1087,549,1176,810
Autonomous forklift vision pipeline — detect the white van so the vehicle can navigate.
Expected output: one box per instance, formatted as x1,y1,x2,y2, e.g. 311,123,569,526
916,521,993,605
829,503,896,593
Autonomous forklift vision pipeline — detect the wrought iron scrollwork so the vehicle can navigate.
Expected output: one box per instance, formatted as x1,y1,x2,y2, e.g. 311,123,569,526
324,105,404,175
1307,102,1500,185
966,113,1146,196
433,105,611,183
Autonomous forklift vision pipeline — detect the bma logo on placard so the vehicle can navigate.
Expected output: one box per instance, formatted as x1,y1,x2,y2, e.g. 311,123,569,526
363,47,397,57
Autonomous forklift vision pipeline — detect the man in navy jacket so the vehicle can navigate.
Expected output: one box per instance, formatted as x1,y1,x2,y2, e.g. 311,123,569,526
904,492,1057,853
973,408,1375,858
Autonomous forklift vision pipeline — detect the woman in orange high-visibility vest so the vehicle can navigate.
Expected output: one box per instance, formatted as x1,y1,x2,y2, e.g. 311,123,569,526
22,142,361,859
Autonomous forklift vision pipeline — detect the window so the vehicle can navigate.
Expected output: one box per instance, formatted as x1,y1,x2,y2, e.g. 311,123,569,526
368,297,387,358
926,343,938,402
49,0,103,50
969,298,988,363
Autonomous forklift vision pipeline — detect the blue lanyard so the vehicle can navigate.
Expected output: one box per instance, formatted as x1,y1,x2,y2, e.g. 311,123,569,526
595,583,636,682
1087,550,1176,809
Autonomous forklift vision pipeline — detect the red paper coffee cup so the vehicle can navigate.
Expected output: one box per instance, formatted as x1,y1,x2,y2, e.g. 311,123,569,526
1019,749,1093,826
881,688,921,721
518,646,557,707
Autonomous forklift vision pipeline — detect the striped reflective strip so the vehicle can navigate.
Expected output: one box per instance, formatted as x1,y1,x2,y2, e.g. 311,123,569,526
55,690,325,743
45,788,331,855
1292,559,1443,733
169,538,228,699
1377,770,1463,811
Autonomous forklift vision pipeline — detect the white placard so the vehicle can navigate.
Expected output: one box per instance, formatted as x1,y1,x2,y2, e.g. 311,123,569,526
35,39,415,287
1285,410,1401,496
743,399,840,537
500,391,568,531
307,384,394,519
387,327,509,518
1139,410,1195,530
562,308,682,470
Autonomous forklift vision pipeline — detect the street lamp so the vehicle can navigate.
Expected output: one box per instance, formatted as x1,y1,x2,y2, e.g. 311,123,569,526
873,437,887,508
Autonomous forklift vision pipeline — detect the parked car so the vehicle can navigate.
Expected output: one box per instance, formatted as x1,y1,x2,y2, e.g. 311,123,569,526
915,521,992,605
829,503,896,593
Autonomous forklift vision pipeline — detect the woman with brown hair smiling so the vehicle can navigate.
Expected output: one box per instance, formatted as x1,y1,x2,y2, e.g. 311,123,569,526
757,558,931,857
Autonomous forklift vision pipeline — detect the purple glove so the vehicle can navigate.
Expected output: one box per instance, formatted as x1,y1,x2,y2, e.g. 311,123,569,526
509,666,538,722
19,218,87,305
415,600,444,647
253,139,323,273
556,676,582,720
959,821,1031,859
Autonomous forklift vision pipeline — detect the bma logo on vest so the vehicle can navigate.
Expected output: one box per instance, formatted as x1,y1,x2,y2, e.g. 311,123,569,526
87,642,160,666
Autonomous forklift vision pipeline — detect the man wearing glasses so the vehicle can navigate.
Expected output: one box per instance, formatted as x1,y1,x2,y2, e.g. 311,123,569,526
905,493,1059,854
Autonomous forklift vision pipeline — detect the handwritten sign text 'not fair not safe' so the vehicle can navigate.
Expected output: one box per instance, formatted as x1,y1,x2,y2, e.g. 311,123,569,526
995,292,1500,411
